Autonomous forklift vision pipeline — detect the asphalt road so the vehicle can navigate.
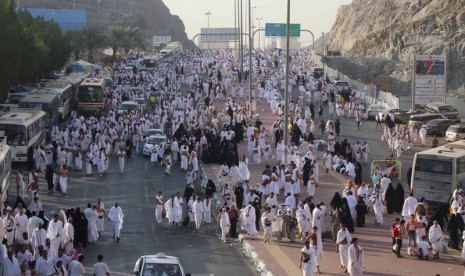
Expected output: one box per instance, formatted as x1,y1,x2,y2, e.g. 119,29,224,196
11,155,256,276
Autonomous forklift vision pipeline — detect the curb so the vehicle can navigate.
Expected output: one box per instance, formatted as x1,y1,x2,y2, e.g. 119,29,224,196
238,234,274,276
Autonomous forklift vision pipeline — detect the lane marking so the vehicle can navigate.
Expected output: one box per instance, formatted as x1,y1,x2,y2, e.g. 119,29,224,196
263,243,301,276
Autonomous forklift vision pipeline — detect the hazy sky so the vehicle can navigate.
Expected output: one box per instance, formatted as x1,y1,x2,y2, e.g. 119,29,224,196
162,0,353,46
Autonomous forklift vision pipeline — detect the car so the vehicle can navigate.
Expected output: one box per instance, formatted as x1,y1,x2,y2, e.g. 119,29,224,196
408,113,444,128
133,97,146,112
312,67,324,79
145,128,165,138
366,105,386,119
117,101,138,115
445,125,465,141
143,134,167,156
425,102,460,122
134,253,185,276
378,109,407,123
424,119,454,136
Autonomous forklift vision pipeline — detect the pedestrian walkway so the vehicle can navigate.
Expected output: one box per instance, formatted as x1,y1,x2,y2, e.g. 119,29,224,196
201,86,465,276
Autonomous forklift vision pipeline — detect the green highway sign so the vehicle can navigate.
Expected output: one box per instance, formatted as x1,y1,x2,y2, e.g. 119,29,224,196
265,23,301,37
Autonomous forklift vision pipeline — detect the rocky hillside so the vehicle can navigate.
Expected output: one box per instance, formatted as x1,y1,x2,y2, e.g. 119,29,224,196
326,0,465,95
20,0,196,49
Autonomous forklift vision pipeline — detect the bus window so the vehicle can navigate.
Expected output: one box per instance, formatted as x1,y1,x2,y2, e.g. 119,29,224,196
457,158,465,190
415,158,452,174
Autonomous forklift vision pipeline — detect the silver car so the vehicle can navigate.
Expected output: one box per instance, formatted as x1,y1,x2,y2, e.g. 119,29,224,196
366,105,386,120
134,253,185,276
143,134,167,156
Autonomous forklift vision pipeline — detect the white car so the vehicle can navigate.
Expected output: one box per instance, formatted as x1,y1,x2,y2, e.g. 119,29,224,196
445,124,465,141
117,101,138,115
366,105,386,119
143,134,167,156
134,253,185,276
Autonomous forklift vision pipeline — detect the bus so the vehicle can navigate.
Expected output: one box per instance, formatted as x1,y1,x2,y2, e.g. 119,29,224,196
0,137,11,204
411,140,465,207
19,92,59,138
44,72,89,120
0,106,46,162
142,55,162,68
77,78,107,114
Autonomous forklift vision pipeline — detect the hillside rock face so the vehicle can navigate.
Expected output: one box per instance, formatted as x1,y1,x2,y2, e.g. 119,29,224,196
21,0,196,49
326,0,465,95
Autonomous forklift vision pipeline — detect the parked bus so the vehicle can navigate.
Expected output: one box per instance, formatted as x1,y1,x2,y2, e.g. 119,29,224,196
19,92,59,138
44,72,89,120
77,78,107,114
411,140,465,207
0,106,46,162
0,137,11,204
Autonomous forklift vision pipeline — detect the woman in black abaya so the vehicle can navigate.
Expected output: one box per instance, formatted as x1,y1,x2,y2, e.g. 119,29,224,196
394,183,405,213
354,162,363,185
340,198,354,233
73,207,88,250
385,183,396,214
448,214,464,250
355,196,367,227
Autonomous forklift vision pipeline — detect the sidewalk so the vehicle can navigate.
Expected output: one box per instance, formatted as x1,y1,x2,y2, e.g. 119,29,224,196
201,88,465,276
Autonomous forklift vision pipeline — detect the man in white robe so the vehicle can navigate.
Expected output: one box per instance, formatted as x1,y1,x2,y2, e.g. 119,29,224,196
14,207,28,243
312,205,323,232
296,204,310,240
192,197,204,232
336,224,352,273
428,220,443,259
300,240,315,276
84,204,99,244
347,238,363,276
108,202,124,242
63,218,74,254
401,193,418,221
3,250,20,276
203,196,212,229
46,213,64,258
242,202,257,237
217,208,230,243
154,191,164,224
31,223,47,258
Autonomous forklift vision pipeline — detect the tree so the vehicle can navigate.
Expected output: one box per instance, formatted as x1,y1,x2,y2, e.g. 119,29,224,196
67,30,85,60
105,25,127,60
106,25,145,59
81,26,105,62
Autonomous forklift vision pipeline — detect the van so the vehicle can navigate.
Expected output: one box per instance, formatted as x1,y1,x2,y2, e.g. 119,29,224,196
425,102,460,122
313,67,324,79
408,113,444,128
117,101,138,114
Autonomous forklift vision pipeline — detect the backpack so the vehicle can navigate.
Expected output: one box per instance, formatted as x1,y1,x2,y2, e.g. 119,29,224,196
417,247,423,258
391,225,400,237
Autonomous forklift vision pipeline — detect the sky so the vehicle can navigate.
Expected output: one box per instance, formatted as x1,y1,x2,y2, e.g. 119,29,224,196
162,0,353,47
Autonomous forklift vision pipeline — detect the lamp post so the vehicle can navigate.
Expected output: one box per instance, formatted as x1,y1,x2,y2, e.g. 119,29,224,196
256,17,263,49
283,0,291,164
234,0,237,49
205,11,212,49
248,0,253,116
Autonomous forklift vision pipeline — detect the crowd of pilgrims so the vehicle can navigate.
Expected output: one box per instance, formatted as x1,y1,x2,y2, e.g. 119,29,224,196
8,46,464,274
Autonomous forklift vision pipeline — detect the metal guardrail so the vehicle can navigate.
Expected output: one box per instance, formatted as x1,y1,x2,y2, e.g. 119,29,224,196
0,137,7,151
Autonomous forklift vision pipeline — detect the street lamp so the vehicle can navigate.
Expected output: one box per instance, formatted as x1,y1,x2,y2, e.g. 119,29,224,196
256,17,263,49
205,11,212,49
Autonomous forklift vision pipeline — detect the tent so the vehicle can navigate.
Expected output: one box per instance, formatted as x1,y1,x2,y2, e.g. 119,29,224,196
66,60,101,74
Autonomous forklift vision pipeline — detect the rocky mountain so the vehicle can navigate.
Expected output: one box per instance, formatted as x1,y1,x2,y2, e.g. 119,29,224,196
325,0,465,95
20,0,196,49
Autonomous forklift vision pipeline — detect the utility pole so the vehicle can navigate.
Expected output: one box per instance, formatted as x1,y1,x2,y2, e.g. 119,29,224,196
234,0,237,49
256,18,263,49
240,0,244,84
283,0,291,164
248,0,253,116
205,11,212,49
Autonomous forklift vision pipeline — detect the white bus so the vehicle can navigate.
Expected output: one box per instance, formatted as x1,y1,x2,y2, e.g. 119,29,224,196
0,106,46,162
44,73,89,120
411,140,465,206
0,137,12,204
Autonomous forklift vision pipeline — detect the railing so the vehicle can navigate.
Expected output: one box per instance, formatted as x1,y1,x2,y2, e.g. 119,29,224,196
0,138,7,151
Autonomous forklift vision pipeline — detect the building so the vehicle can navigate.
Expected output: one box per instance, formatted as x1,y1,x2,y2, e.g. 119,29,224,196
23,8,87,32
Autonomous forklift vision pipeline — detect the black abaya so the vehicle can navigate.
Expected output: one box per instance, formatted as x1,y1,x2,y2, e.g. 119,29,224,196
385,183,396,214
394,183,405,213
448,214,461,249
341,199,354,233
355,199,367,227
